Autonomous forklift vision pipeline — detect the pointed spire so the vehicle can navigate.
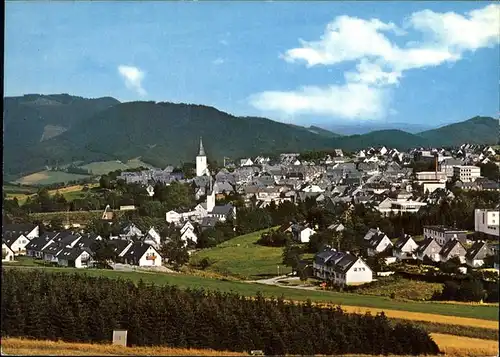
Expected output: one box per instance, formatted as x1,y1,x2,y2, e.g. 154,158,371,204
198,137,206,156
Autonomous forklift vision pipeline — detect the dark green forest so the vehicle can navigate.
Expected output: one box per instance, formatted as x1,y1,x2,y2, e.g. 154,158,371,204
1,269,441,355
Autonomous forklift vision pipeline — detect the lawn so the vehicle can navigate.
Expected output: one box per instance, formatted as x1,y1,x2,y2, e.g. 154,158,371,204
13,171,93,186
80,158,152,176
4,266,498,321
190,228,292,279
6,183,100,204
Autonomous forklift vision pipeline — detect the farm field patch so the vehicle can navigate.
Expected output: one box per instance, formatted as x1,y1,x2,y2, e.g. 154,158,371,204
13,171,93,186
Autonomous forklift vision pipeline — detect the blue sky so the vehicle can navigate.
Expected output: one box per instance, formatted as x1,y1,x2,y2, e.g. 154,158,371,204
5,1,499,128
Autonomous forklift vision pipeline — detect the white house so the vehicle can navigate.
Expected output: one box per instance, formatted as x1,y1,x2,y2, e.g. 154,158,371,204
474,209,500,238
180,229,198,245
415,238,442,262
2,234,30,256
240,158,254,167
393,235,419,261
142,227,162,249
465,241,492,268
180,221,195,235
122,242,163,267
365,232,393,257
377,198,427,215
57,247,93,268
166,210,182,224
313,250,373,286
2,243,15,262
423,181,447,194
292,226,316,243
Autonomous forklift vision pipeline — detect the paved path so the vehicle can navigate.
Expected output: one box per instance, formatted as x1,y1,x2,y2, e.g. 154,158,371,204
246,275,320,291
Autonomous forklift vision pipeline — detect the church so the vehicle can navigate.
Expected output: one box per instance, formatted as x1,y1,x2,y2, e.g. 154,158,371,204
196,137,210,177
166,138,236,226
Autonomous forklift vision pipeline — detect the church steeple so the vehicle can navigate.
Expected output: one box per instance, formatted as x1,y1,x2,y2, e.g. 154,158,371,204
198,137,206,156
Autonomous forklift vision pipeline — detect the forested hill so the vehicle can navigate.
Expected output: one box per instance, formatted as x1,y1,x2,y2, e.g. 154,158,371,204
3,93,498,177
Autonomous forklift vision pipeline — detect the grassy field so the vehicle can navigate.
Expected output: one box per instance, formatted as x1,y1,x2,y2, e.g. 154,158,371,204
80,158,152,175
1,334,497,357
6,183,100,204
0,338,245,356
13,171,93,186
3,266,498,322
354,277,443,301
190,228,293,279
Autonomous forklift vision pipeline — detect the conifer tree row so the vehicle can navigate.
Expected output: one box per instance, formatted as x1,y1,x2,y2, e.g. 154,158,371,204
1,270,440,355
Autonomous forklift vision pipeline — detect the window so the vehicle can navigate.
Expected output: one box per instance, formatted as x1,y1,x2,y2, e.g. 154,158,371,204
353,268,357,272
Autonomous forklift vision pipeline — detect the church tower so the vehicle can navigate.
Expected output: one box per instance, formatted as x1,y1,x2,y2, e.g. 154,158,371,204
196,137,208,177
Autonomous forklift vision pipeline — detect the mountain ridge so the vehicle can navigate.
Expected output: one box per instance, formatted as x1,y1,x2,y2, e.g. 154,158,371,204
3,94,498,177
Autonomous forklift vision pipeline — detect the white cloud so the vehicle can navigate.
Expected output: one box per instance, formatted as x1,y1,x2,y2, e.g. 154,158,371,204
249,83,390,120
251,4,500,120
213,58,225,65
118,65,147,96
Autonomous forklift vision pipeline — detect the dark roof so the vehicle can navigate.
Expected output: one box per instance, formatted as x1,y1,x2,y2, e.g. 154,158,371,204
440,239,465,257
365,233,390,249
465,241,489,260
73,235,97,249
2,224,37,235
201,217,219,227
2,231,28,247
55,234,81,247
211,204,234,215
394,235,414,250
25,235,54,251
108,239,131,255
57,247,92,261
314,250,346,265
329,254,359,273
41,243,63,255
121,242,156,261
415,238,438,255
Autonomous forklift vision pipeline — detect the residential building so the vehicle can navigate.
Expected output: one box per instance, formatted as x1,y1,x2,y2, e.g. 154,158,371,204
465,241,492,268
57,247,93,268
377,198,427,215
415,238,442,262
474,209,500,238
423,226,468,246
121,242,162,267
313,249,373,286
2,242,15,261
365,232,393,257
415,171,447,183
393,235,419,261
422,181,447,194
291,225,316,243
439,239,467,263
453,165,481,183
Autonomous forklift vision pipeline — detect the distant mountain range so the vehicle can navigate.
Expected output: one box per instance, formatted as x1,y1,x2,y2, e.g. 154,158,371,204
323,122,437,135
3,94,498,178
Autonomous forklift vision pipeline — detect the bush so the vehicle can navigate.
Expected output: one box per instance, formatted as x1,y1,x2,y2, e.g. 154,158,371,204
256,230,290,247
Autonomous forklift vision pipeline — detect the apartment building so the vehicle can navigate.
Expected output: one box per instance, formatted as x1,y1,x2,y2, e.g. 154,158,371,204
453,165,481,183
423,226,468,246
474,209,500,238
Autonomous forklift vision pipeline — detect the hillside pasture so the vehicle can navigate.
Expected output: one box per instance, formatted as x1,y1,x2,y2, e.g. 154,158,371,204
190,228,291,279
3,266,497,321
13,170,93,186
79,158,152,175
